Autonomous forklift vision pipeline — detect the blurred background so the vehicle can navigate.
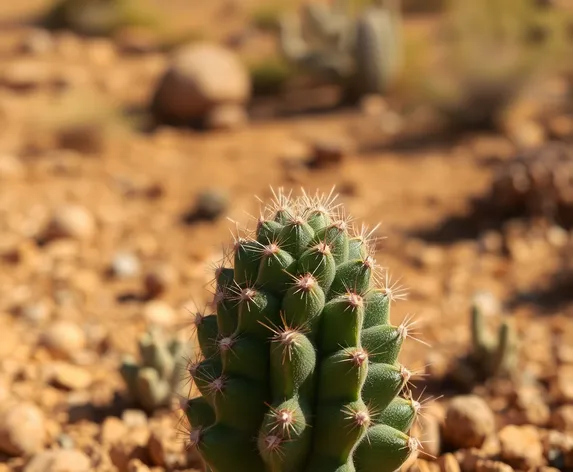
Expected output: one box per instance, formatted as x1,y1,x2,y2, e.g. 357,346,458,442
0,0,573,471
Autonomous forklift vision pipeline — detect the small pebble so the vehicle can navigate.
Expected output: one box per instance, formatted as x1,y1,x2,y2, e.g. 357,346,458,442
45,204,95,241
110,252,141,278
142,300,176,326
41,320,87,360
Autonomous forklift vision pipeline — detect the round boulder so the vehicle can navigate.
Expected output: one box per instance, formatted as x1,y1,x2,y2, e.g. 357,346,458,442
150,42,251,127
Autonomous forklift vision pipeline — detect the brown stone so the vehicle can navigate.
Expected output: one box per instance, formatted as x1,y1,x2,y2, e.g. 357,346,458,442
498,425,544,469
444,395,496,449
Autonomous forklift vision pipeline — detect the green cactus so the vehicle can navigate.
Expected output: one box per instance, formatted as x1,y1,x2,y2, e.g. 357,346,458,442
120,327,188,413
468,302,517,380
184,188,421,472
278,0,402,99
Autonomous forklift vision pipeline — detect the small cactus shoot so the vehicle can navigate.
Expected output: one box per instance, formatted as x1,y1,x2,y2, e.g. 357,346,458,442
120,327,188,412
185,188,421,472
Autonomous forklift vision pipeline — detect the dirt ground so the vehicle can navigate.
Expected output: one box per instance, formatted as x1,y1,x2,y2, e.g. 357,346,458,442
0,1,573,472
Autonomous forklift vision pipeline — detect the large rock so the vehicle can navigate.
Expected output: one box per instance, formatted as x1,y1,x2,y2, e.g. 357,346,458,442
151,42,251,127
0,402,46,456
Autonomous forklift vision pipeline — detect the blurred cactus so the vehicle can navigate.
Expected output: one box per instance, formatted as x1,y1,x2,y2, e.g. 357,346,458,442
469,303,517,379
279,0,402,100
120,328,188,412
452,300,517,389
40,0,159,37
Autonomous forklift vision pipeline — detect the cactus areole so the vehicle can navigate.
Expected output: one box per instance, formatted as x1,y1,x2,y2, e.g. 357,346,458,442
185,189,421,472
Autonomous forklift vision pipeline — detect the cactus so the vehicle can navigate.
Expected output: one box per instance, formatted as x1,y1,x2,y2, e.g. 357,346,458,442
120,327,188,412
468,303,517,379
184,188,422,472
278,0,402,99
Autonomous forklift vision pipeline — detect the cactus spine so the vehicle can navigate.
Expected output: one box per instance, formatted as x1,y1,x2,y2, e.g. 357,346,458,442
120,327,188,412
279,0,402,98
184,188,421,472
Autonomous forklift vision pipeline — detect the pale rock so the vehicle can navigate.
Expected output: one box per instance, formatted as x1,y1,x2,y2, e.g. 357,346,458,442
51,362,92,390
41,320,87,360
142,300,176,327
151,42,250,123
498,424,544,469
45,204,95,241
0,401,46,456
24,449,91,472
444,395,495,449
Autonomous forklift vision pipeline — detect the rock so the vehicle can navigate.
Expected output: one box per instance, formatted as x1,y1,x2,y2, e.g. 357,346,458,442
0,154,25,180
41,320,87,360
498,424,544,469
100,417,127,444
183,189,229,224
147,424,193,469
20,29,55,56
513,385,550,426
44,204,95,241
24,449,91,472
204,104,248,130
438,453,461,472
2,60,52,91
51,363,92,390
0,402,46,456
151,42,250,125
551,405,573,431
443,395,495,449
144,265,178,299
121,409,148,429
110,252,141,279
454,448,488,472
475,459,514,472
308,139,349,169
554,365,573,402
109,428,150,472
409,460,441,472
142,300,176,326
127,459,151,472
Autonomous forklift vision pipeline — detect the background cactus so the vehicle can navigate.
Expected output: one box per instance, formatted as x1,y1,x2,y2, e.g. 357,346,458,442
468,302,517,380
120,327,188,413
450,301,518,390
278,0,402,100
184,188,421,472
